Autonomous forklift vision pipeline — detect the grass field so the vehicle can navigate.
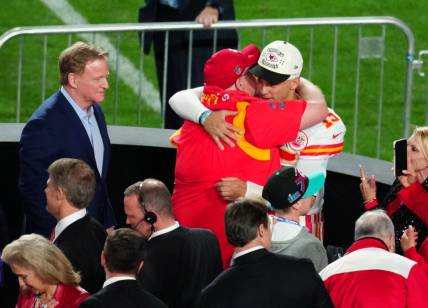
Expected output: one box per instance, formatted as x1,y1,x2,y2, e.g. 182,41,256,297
1,1,427,160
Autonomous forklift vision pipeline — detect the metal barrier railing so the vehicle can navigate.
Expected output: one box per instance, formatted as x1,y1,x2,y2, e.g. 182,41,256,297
0,17,418,159
413,50,428,125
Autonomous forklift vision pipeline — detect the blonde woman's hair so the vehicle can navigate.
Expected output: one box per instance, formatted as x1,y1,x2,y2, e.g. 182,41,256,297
1,234,81,285
411,126,428,161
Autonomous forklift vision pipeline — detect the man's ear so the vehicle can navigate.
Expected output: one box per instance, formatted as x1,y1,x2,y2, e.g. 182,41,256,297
257,223,264,238
100,250,106,267
235,76,244,90
290,200,301,211
68,73,77,88
386,234,396,252
56,187,66,202
290,77,300,91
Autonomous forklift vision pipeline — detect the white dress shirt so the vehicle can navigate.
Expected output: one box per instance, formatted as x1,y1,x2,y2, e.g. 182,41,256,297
53,209,87,242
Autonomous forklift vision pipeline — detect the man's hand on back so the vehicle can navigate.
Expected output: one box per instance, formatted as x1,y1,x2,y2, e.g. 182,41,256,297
203,110,240,150
215,177,247,201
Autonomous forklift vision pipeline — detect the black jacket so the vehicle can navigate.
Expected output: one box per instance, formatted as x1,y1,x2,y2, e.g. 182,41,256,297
54,215,107,294
200,248,334,308
80,279,167,308
138,226,222,308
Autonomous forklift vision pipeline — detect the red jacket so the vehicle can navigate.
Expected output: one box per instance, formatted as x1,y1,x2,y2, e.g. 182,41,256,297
319,238,428,308
172,86,306,267
404,238,428,265
16,284,89,308
364,181,428,258
364,182,428,226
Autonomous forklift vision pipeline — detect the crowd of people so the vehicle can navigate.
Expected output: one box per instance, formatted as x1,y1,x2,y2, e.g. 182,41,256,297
0,15,428,308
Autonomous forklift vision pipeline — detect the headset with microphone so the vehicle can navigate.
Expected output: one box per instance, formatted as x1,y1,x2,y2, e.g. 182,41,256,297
138,183,157,225
143,209,157,225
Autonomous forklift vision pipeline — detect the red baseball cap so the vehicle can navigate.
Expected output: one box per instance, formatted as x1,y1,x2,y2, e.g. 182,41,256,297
204,44,260,89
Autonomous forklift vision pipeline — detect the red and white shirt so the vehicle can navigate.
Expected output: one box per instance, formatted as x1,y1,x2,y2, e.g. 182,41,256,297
280,108,345,164
282,108,345,239
319,238,428,308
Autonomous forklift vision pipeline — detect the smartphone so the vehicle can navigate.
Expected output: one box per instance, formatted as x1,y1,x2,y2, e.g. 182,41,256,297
393,138,407,177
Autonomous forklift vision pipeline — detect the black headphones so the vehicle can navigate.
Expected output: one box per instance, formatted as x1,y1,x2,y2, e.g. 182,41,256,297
138,183,157,225
143,208,157,225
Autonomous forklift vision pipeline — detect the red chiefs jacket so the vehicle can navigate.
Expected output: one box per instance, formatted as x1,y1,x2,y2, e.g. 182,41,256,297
319,238,428,308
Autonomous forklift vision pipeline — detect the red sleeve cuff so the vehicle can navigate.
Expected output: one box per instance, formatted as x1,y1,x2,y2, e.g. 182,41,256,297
404,246,423,263
364,199,378,210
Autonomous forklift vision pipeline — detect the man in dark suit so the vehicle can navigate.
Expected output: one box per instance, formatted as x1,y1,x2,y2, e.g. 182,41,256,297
130,179,222,308
199,199,333,308
46,158,107,294
80,228,166,308
138,0,238,128
19,41,116,237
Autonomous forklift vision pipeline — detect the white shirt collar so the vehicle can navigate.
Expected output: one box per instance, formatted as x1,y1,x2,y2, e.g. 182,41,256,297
60,86,94,120
53,209,87,242
232,245,264,261
148,221,180,240
103,276,136,288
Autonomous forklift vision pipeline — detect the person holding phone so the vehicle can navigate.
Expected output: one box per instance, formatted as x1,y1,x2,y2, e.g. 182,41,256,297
400,225,428,264
359,127,428,255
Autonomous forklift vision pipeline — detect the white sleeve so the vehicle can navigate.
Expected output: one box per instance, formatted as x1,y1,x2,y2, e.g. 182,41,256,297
245,181,263,199
245,181,271,208
295,157,329,176
168,87,208,123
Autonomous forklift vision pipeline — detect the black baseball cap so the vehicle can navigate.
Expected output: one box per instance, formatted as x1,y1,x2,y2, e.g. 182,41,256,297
262,166,325,210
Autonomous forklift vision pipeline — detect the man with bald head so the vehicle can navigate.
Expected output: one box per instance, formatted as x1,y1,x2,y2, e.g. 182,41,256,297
131,179,222,308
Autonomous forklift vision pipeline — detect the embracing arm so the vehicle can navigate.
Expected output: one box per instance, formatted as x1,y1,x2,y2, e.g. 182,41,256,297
215,177,265,202
169,87,239,150
169,87,206,123
298,78,329,129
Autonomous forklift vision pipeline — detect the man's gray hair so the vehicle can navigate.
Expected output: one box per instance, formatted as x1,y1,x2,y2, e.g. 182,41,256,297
48,158,96,209
354,210,394,242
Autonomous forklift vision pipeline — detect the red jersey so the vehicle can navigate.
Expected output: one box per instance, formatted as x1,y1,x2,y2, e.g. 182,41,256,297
172,86,306,267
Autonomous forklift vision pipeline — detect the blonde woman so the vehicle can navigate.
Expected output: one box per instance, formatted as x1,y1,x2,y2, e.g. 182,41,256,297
360,127,428,260
2,234,89,308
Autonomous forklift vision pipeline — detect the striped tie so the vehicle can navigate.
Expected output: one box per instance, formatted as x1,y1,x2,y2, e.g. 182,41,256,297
50,228,55,242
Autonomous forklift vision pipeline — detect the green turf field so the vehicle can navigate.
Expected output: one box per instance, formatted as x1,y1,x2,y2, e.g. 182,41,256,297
1,1,427,160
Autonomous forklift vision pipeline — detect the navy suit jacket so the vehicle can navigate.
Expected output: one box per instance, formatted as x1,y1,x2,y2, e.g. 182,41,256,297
19,91,116,236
